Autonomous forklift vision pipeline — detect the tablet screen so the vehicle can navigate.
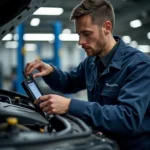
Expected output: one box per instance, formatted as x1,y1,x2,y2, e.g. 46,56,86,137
28,82,42,99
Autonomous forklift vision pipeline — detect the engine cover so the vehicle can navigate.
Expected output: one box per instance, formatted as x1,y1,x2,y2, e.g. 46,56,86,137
0,102,49,125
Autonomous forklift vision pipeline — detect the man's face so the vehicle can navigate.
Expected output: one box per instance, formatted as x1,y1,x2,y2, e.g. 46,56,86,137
75,14,107,57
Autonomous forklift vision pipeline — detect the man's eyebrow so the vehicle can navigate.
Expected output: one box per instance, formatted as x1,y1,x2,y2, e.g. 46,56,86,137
75,30,91,35
75,30,80,35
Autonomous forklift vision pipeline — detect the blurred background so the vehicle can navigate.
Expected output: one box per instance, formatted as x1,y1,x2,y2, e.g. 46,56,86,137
0,0,150,100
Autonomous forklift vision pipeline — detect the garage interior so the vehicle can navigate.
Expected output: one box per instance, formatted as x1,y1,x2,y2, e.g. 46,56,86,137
0,0,150,99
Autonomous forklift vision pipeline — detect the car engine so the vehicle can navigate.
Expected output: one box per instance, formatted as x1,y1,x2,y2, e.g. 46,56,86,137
0,89,119,150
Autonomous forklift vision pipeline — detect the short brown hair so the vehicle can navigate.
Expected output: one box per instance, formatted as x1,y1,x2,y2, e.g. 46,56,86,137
70,0,115,31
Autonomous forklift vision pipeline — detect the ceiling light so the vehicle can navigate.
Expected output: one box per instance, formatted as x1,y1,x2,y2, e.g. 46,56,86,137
13,34,19,41
62,29,71,34
23,33,79,42
129,41,138,48
4,41,37,51
4,33,79,42
24,44,37,51
2,34,13,41
122,36,131,44
59,34,79,41
138,45,150,53
33,7,63,15
23,34,55,41
147,32,150,40
30,18,40,26
4,41,18,49
130,19,142,28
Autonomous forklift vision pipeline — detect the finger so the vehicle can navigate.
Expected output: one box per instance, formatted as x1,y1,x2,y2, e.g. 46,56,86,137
34,95,51,104
25,61,36,74
33,71,48,78
47,110,54,115
34,98,41,105
25,60,40,74
39,100,51,109
43,105,51,112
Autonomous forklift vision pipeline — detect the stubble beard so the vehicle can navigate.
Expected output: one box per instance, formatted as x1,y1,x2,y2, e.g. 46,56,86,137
98,40,107,58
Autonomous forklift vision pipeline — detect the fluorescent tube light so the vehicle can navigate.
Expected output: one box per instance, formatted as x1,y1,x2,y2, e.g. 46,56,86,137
30,18,40,26
4,33,79,42
2,34,13,41
13,34,19,41
24,34,54,41
138,45,150,53
130,19,142,28
147,32,150,40
5,41,18,49
33,7,63,15
59,34,79,41
24,44,37,51
122,36,131,44
129,41,138,48
23,33,79,41
62,29,71,34
5,41,37,51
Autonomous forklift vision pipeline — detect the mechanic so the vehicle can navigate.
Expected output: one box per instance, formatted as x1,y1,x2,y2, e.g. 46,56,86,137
25,0,150,149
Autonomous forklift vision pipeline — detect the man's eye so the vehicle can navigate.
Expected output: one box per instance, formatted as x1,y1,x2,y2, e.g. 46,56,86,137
84,32,90,36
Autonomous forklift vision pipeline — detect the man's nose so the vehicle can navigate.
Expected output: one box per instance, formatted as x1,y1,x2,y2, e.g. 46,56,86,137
78,37,86,46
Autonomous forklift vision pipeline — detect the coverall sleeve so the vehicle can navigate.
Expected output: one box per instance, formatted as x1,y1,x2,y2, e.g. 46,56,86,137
68,62,150,135
42,60,86,94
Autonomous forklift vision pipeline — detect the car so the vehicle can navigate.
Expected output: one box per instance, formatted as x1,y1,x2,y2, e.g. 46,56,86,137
0,1,119,150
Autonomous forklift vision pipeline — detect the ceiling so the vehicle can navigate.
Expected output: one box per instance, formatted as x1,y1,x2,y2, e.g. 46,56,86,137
1,0,150,45
25,0,150,45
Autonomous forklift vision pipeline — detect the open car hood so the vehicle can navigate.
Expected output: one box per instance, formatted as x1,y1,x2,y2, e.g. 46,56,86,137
0,0,49,40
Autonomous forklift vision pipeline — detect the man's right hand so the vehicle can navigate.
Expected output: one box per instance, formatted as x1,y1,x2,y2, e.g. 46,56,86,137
25,59,53,78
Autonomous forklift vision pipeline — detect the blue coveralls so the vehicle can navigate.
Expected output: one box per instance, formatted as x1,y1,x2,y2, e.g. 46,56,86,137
43,36,150,150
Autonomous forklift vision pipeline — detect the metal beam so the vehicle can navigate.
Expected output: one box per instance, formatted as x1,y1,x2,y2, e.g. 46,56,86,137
53,21,62,67
16,23,25,94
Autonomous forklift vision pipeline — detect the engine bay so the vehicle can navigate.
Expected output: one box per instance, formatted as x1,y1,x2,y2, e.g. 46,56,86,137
0,89,119,150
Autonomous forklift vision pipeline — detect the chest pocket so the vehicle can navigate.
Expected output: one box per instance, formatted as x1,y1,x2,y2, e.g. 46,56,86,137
101,86,120,105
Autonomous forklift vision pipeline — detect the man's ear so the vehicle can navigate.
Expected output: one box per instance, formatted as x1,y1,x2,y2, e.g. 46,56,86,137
103,21,112,35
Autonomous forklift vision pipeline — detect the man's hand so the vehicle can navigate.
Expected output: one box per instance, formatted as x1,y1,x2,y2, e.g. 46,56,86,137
25,59,54,78
34,94,71,114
